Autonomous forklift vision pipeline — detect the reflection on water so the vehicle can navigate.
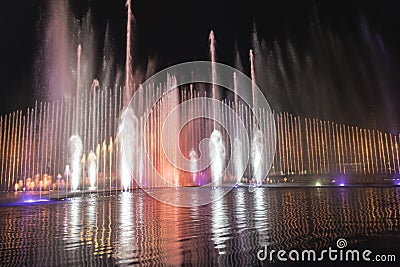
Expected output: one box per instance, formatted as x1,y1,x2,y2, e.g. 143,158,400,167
0,187,400,265
118,192,134,264
211,189,228,256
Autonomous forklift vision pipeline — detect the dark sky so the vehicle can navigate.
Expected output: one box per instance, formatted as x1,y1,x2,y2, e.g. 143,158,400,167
0,0,400,132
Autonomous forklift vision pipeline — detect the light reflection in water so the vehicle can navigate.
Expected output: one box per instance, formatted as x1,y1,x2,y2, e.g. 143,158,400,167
66,197,81,251
117,192,134,264
253,188,269,248
0,187,399,265
211,189,229,256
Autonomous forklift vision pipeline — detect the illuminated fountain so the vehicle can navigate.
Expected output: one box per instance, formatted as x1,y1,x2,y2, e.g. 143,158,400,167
209,130,226,188
233,138,245,184
251,130,264,185
118,107,137,191
249,49,265,186
208,30,226,188
0,1,400,194
189,149,198,184
87,150,97,189
68,135,82,191
1,78,399,192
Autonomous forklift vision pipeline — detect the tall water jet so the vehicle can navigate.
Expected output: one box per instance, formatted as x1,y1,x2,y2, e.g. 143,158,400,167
68,135,83,191
124,0,134,105
189,149,198,184
209,30,221,132
36,0,73,100
87,150,97,189
137,145,144,186
209,130,225,187
250,49,257,110
233,138,244,183
108,138,113,190
251,130,264,185
118,107,137,191
208,31,226,187
232,72,244,183
209,31,218,101
249,49,264,185
233,72,239,112
75,44,82,133
76,44,82,96
101,24,115,89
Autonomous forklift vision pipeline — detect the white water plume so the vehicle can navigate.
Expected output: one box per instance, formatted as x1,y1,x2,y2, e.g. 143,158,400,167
189,149,198,183
233,137,245,183
118,107,138,191
209,130,226,188
251,129,264,185
69,135,83,191
87,150,97,188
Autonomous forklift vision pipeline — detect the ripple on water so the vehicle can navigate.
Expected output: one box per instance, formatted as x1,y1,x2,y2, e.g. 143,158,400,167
0,187,399,265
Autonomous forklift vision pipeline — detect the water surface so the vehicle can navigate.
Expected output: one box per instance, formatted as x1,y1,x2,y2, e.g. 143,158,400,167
0,187,399,266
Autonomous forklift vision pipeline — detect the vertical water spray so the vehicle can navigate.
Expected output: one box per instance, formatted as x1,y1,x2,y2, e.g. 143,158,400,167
69,135,83,191
1,115,6,188
232,72,244,183
118,108,137,191
81,154,86,190
209,130,225,187
38,0,73,100
102,141,106,190
233,138,244,183
96,144,100,189
251,130,264,185
76,45,82,97
116,0,136,191
109,138,113,190
209,30,217,102
395,136,400,174
249,49,264,185
189,149,198,184
250,49,256,111
305,118,310,174
87,150,97,189
233,72,239,112
124,0,134,105
207,30,225,187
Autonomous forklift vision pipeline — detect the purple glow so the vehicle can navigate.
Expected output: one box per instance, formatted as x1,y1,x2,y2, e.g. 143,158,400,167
24,199,50,203
334,175,347,187
392,175,400,185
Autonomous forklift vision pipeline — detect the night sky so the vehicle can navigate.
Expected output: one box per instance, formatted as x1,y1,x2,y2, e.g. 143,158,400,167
1,0,400,132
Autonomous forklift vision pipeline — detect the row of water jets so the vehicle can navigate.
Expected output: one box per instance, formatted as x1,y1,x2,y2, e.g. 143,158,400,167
1,0,399,192
0,82,399,192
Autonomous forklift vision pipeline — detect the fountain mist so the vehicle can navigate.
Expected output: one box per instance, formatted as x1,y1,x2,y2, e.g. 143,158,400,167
251,130,264,185
233,138,244,183
68,135,83,191
209,130,226,187
118,107,137,191
87,150,97,189
189,149,198,184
